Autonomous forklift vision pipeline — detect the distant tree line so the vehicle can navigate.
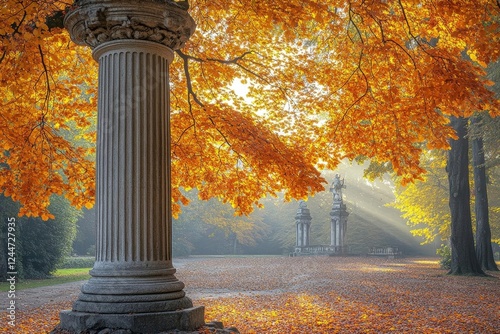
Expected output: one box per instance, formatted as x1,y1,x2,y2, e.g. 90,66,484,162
0,195,78,279
171,169,433,257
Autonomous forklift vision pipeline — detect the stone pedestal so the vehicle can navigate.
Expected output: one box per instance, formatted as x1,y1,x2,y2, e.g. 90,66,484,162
329,174,348,254
330,202,349,254
57,1,204,332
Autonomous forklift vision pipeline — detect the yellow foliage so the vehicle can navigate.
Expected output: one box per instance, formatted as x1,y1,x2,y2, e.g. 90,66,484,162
391,150,451,244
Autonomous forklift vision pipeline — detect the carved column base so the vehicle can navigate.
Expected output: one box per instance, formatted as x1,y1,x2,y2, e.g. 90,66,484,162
71,261,190,314
73,290,193,314
57,307,205,334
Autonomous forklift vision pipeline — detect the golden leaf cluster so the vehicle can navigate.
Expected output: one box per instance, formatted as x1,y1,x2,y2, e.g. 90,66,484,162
0,1,96,219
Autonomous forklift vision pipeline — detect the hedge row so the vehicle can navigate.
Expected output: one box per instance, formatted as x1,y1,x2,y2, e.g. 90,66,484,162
58,256,95,269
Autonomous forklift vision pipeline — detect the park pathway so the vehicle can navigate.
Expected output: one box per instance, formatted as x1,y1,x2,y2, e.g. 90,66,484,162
3,280,84,313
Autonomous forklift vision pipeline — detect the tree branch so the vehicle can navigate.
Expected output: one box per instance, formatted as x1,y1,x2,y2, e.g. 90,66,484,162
347,1,364,44
368,11,417,70
333,50,369,134
0,50,6,65
10,11,27,37
176,50,205,108
38,44,51,113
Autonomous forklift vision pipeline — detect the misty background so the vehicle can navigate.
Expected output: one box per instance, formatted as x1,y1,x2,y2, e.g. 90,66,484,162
73,162,438,258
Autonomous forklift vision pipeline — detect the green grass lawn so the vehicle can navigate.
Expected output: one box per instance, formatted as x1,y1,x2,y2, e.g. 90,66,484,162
0,267,91,292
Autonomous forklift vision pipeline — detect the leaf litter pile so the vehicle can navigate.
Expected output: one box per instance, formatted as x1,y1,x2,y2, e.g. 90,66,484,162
4,256,499,333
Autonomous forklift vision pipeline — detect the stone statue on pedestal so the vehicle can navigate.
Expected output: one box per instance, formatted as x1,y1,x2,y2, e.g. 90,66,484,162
330,173,345,202
330,174,348,254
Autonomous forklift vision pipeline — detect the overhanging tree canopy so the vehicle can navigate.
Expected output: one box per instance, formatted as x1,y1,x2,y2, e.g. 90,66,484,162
1,0,499,218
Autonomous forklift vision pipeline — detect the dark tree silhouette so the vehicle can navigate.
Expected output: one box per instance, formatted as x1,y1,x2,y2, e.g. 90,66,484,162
447,116,484,275
471,115,499,271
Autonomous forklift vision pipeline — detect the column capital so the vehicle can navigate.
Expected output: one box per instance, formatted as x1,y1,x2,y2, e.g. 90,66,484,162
64,0,196,50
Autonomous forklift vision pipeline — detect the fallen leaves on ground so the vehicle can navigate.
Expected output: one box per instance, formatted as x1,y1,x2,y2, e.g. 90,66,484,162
2,257,499,333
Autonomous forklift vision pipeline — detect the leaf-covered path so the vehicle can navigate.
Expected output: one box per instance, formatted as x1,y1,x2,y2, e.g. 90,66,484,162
2,256,499,333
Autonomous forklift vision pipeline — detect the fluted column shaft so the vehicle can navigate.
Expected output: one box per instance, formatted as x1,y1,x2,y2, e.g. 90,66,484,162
94,41,171,269
70,39,192,315
296,223,302,247
330,218,336,247
330,202,349,253
331,216,343,248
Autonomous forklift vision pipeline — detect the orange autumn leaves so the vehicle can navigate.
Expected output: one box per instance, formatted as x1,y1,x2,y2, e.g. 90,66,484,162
3,256,499,333
0,1,96,219
1,1,500,217
201,291,498,333
0,301,72,334
186,257,500,333
180,0,500,190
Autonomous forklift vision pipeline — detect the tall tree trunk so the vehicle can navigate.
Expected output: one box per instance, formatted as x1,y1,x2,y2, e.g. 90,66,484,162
471,116,499,271
447,116,484,275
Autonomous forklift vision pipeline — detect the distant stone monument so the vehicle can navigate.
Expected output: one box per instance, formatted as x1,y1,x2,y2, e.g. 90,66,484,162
331,174,345,201
292,174,350,256
295,201,312,248
330,174,349,253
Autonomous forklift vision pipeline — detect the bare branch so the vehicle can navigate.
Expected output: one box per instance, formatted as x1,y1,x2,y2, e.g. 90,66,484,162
176,49,292,102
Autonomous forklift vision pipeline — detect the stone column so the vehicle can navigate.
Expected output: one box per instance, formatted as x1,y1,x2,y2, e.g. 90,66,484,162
337,216,342,247
296,221,302,247
330,202,349,254
330,217,337,248
58,1,204,332
329,174,348,253
295,201,312,247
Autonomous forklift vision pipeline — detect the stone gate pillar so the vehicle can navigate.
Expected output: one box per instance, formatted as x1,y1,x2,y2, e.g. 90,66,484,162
330,174,349,254
330,203,349,253
58,1,204,332
295,201,312,248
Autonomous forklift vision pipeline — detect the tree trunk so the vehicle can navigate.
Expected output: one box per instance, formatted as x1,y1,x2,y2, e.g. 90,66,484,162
233,239,238,255
471,116,499,271
447,116,484,275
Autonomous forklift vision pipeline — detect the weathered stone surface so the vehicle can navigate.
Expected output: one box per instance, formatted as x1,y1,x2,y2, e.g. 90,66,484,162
57,307,205,333
51,316,240,334
64,0,196,49
72,296,194,314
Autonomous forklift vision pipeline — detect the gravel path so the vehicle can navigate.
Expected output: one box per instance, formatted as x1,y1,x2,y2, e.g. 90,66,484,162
3,280,84,312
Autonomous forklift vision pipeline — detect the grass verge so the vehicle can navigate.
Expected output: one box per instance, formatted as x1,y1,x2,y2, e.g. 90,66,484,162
0,267,91,292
